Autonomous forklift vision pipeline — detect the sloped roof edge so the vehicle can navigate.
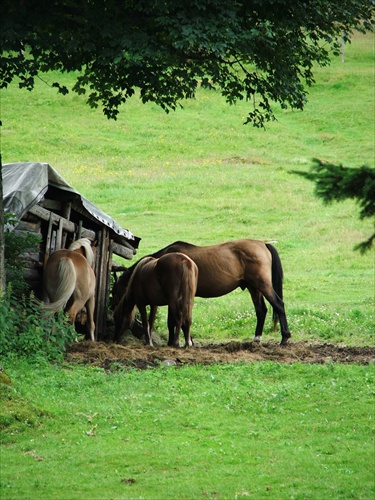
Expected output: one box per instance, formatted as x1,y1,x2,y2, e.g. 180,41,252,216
3,162,140,248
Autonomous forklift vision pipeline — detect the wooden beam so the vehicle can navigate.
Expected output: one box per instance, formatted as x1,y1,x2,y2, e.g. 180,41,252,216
111,241,134,260
44,213,53,266
29,205,95,240
111,262,127,272
56,218,63,250
94,229,111,340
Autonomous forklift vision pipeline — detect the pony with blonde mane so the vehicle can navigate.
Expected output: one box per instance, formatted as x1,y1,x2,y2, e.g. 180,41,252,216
43,238,96,341
114,252,198,347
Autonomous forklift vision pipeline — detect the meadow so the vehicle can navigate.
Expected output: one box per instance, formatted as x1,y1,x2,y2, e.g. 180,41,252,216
1,34,373,346
0,32,374,499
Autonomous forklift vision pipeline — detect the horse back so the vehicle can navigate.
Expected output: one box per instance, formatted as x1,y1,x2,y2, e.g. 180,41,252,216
156,252,198,289
44,249,95,296
156,253,198,315
113,238,273,302
152,241,198,258
130,252,197,307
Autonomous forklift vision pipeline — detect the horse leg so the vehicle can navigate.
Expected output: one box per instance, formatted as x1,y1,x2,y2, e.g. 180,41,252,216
139,305,153,346
182,319,193,347
271,295,291,346
149,305,158,336
249,289,268,343
66,299,86,339
167,309,179,347
85,294,96,342
259,286,291,346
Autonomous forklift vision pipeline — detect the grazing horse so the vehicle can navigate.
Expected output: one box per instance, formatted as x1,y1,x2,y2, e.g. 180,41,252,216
113,239,291,345
43,238,96,341
114,252,198,347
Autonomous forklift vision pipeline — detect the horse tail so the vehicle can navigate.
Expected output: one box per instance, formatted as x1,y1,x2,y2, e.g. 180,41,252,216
265,243,284,331
69,238,94,266
180,258,198,324
43,258,76,313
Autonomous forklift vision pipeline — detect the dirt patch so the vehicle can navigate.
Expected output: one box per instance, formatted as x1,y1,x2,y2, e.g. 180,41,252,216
66,340,375,370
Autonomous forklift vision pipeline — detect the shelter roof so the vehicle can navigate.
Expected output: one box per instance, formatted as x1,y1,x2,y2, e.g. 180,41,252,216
3,162,140,249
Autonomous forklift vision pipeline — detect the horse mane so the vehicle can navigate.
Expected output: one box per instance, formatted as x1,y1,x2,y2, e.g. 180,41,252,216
119,256,155,309
125,256,155,298
69,238,95,267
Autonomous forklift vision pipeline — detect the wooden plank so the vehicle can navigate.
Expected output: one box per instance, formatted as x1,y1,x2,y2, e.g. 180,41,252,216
29,205,96,240
93,228,111,340
93,231,101,340
102,230,111,335
62,202,72,221
30,205,74,232
77,220,83,240
94,231,104,340
56,218,63,250
111,241,134,260
41,199,63,211
114,234,138,251
106,237,114,316
16,220,41,233
44,213,54,266
111,262,127,272
61,202,71,248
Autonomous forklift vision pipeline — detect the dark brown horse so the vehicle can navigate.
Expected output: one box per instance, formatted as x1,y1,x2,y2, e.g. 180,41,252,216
113,239,291,345
42,238,96,341
114,252,198,347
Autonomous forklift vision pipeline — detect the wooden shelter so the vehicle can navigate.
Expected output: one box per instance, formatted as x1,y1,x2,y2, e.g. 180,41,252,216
3,162,141,338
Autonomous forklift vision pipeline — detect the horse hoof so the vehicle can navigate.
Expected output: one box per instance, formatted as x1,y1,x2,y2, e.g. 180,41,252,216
253,336,262,343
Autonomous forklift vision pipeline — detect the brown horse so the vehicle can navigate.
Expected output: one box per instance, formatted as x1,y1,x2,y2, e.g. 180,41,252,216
113,239,291,345
43,238,96,341
114,252,198,347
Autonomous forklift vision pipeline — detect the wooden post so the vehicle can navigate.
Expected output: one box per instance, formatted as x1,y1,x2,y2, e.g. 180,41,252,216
56,218,63,250
61,202,71,248
77,220,82,240
96,227,109,336
93,230,105,340
44,212,54,267
95,228,111,340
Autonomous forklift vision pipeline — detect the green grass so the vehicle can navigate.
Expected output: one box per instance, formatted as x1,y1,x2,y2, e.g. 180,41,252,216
1,361,374,499
1,33,373,346
0,34,374,499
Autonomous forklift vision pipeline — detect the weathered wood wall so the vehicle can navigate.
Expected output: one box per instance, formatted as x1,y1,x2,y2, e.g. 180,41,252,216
15,198,136,340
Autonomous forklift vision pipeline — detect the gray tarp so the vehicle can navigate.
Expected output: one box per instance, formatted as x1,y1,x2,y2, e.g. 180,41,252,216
3,162,140,247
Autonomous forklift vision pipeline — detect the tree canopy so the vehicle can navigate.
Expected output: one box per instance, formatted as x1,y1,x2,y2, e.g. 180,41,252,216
1,0,373,126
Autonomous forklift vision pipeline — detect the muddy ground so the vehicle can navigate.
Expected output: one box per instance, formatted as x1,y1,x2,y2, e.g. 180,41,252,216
66,338,375,369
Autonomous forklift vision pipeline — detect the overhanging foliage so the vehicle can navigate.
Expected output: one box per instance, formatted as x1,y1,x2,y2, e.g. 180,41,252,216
294,160,375,253
1,0,373,125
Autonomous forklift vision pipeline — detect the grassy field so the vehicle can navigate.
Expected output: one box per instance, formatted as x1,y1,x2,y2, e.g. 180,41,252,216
1,33,373,346
1,360,374,499
1,32,374,500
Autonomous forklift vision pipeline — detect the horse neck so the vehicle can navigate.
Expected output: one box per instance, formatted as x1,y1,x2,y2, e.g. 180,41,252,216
119,290,136,324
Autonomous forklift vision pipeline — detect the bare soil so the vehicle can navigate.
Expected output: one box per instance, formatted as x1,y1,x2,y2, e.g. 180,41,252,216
66,339,375,370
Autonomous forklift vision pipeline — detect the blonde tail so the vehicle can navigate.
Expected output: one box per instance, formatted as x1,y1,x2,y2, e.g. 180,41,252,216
44,258,76,313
